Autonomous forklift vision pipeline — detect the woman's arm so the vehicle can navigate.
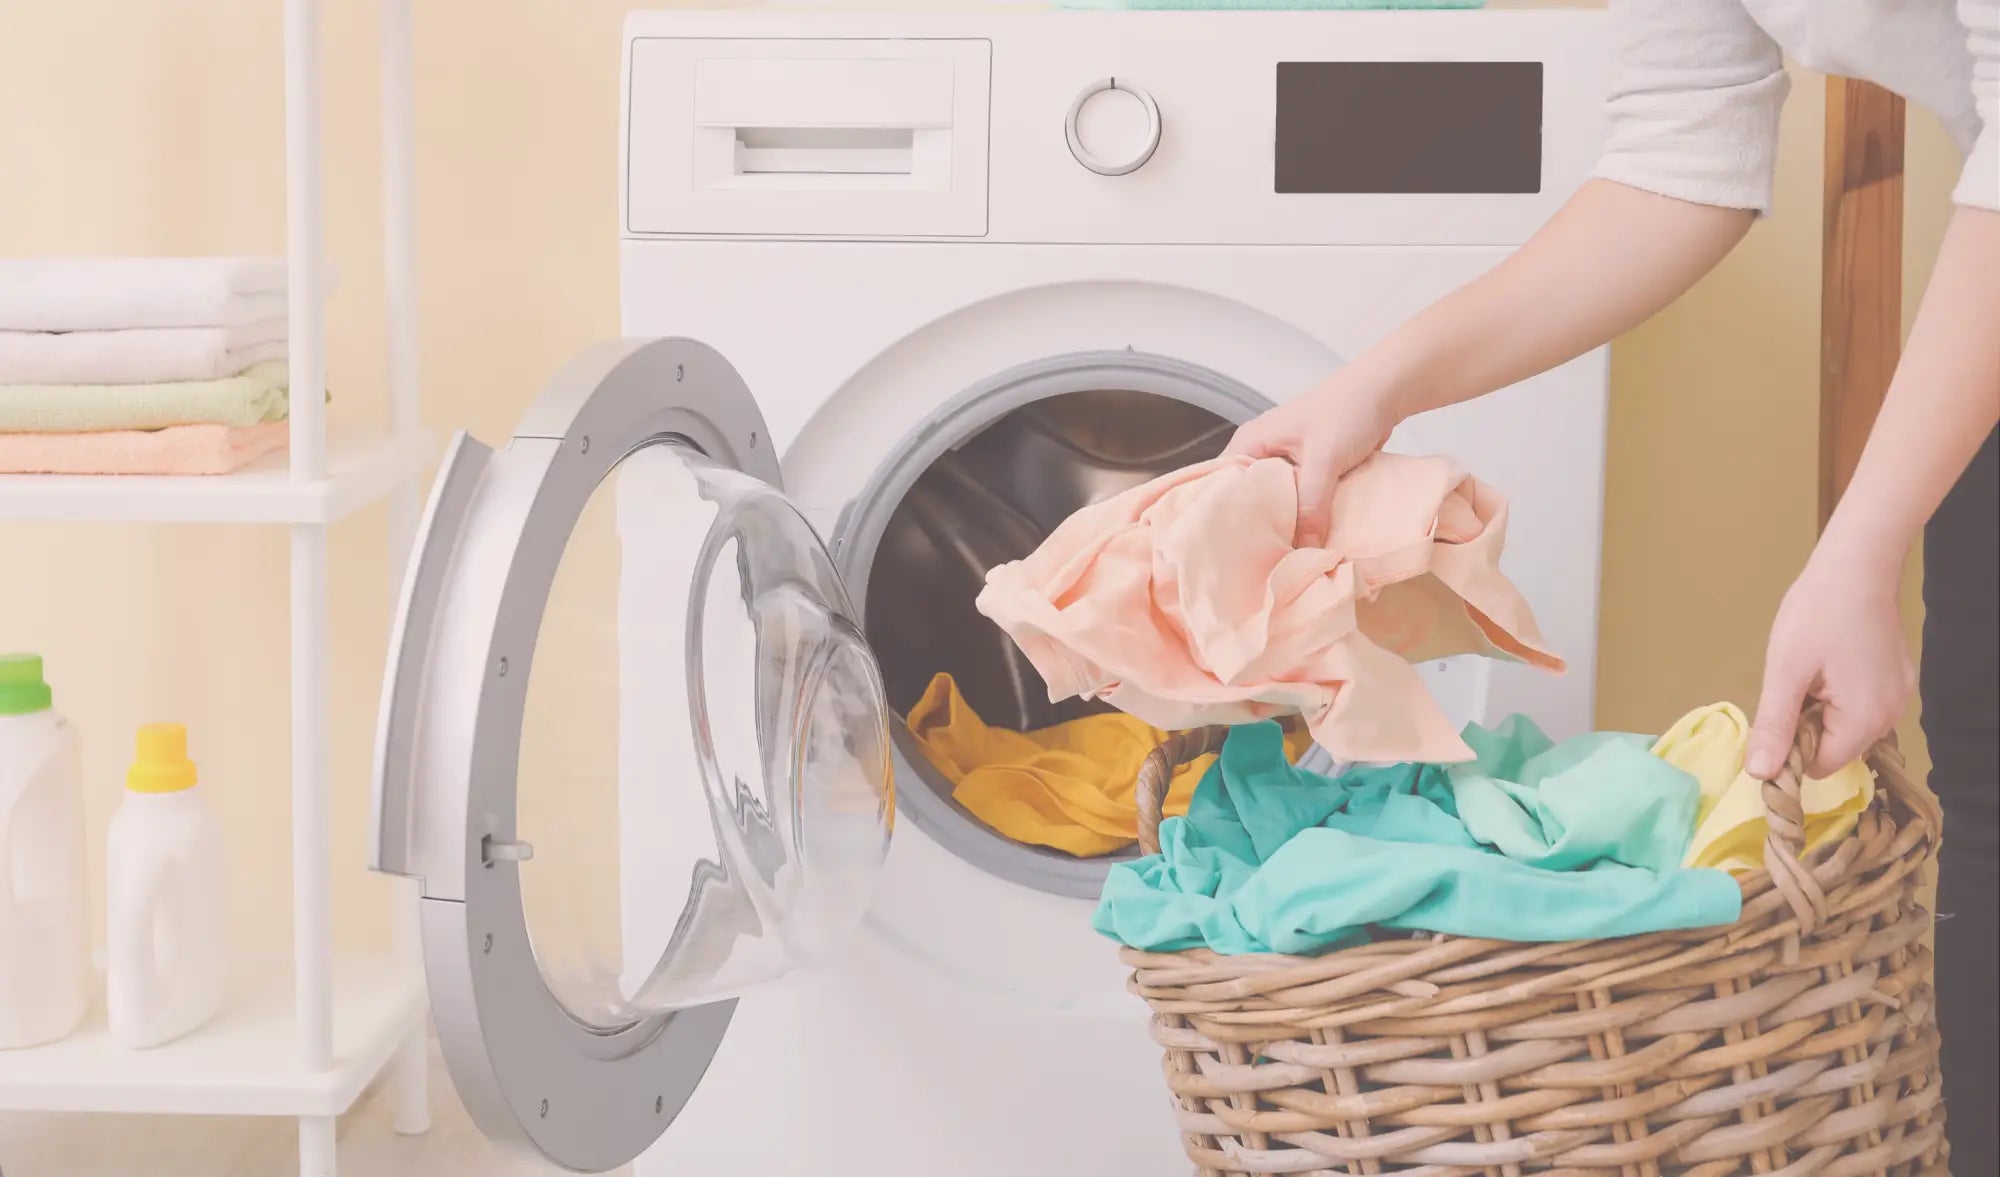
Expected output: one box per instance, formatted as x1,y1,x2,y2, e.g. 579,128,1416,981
1232,0,1786,544
1748,206,2000,778
1229,179,1752,544
1368,179,1754,421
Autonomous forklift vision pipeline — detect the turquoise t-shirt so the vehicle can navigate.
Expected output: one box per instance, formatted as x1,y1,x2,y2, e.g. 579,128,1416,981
1093,718,1743,955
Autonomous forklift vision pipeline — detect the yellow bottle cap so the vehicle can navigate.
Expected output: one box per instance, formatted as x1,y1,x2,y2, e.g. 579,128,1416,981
128,723,198,793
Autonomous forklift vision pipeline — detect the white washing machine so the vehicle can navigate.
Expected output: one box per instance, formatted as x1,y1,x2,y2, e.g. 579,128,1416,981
371,7,1612,1175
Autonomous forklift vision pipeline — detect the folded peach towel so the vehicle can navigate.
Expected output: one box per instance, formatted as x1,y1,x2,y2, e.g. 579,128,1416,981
0,421,289,476
975,452,1564,764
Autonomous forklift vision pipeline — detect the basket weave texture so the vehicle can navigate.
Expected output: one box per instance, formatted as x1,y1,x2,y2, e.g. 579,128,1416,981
1122,710,1948,1176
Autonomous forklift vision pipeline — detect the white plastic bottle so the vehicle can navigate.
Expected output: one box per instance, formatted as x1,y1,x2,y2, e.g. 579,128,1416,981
106,723,226,1049
0,653,90,1049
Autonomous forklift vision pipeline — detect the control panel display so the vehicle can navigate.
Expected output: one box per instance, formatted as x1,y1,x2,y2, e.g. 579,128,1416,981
1275,62,1542,194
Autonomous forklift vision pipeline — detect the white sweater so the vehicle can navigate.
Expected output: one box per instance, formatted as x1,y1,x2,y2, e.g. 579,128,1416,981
1593,0,1999,214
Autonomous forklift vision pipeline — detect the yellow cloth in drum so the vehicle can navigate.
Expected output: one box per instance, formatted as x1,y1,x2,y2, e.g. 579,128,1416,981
906,672,1310,856
1654,702,1876,872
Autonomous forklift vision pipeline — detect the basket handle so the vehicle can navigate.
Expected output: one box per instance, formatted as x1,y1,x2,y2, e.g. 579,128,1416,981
1763,705,1939,934
1135,726,1233,855
1132,710,1940,935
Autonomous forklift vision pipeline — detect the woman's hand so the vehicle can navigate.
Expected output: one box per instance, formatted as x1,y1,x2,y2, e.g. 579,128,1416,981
1747,555,1916,780
1224,372,1400,548
1747,209,1999,780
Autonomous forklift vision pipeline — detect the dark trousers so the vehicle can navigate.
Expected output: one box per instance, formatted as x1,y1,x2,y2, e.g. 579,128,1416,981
1921,427,1998,1172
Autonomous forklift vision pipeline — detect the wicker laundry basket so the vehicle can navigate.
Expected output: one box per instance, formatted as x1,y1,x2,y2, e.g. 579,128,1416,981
1123,709,1948,1176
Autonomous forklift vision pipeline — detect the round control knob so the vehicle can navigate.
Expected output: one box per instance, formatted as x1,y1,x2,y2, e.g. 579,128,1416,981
1065,78,1162,177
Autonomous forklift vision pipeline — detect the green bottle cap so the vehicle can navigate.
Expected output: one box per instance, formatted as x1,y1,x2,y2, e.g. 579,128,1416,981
0,653,53,716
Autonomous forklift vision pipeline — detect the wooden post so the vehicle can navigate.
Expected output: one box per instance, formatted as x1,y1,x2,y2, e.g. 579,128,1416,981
1820,77,1906,529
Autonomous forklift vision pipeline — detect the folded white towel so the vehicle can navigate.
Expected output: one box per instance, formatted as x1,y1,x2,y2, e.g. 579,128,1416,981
0,319,287,384
0,257,296,331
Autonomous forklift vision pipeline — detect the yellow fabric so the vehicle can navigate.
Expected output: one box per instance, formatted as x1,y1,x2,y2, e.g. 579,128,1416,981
1653,702,1875,873
906,672,1310,856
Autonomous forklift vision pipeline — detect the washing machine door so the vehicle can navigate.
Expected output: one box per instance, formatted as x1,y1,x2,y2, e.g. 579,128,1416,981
370,338,895,1173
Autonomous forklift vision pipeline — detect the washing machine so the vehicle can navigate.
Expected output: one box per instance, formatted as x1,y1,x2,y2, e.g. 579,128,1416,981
370,7,1612,1174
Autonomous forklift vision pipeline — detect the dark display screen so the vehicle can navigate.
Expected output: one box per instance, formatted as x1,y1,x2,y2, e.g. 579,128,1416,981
1275,61,1543,194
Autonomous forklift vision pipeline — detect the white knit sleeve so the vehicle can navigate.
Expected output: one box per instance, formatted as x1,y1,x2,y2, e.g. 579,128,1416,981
1591,0,1792,215
1956,0,2000,211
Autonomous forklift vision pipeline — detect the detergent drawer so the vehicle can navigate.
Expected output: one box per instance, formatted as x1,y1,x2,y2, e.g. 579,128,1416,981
626,37,991,238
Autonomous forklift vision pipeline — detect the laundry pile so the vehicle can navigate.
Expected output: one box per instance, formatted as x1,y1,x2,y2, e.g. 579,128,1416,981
920,449,1562,854
906,672,1312,856
1093,703,1876,954
955,442,1877,950
0,258,303,475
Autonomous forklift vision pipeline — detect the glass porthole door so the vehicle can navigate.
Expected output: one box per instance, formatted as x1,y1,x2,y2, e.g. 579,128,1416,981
369,339,895,1172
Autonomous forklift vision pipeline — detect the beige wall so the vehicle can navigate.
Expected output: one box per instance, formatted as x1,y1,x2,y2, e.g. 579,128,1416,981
0,1,1963,958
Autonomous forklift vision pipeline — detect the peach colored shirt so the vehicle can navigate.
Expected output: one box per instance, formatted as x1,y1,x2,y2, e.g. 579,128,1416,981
976,453,1565,764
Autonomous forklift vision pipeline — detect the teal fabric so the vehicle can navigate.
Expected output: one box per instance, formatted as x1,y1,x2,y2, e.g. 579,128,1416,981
1447,715,1700,875
1056,1,1480,10
1093,719,1741,955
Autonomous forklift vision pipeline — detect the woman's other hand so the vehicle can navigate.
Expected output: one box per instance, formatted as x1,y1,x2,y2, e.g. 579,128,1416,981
1224,373,1400,549
1747,210,2000,781
1747,555,1916,780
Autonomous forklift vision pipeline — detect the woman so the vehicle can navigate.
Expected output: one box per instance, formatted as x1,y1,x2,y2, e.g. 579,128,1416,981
1229,0,1998,1165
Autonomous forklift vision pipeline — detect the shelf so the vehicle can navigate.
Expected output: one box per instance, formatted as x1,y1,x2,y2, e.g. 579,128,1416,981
0,954,425,1118
0,428,436,525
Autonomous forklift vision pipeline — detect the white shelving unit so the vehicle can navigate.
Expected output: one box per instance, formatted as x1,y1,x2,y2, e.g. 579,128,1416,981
0,1,434,1174
0,429,433,524
0,956,420,1120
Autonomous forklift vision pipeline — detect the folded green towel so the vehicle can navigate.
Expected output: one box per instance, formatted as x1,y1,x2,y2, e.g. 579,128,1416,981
1057,1,1481,10
0,360,291,433
1094,718,1741,956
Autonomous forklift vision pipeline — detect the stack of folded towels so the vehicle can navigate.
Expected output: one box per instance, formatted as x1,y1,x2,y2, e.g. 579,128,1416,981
0,258,301,476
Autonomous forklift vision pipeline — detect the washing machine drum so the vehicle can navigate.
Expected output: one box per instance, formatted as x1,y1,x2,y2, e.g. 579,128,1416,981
371,338,894,1172
864,387,1234,733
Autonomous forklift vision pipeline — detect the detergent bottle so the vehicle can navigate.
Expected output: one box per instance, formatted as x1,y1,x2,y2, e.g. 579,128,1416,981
0,654,90,1049
106,723,226,1048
